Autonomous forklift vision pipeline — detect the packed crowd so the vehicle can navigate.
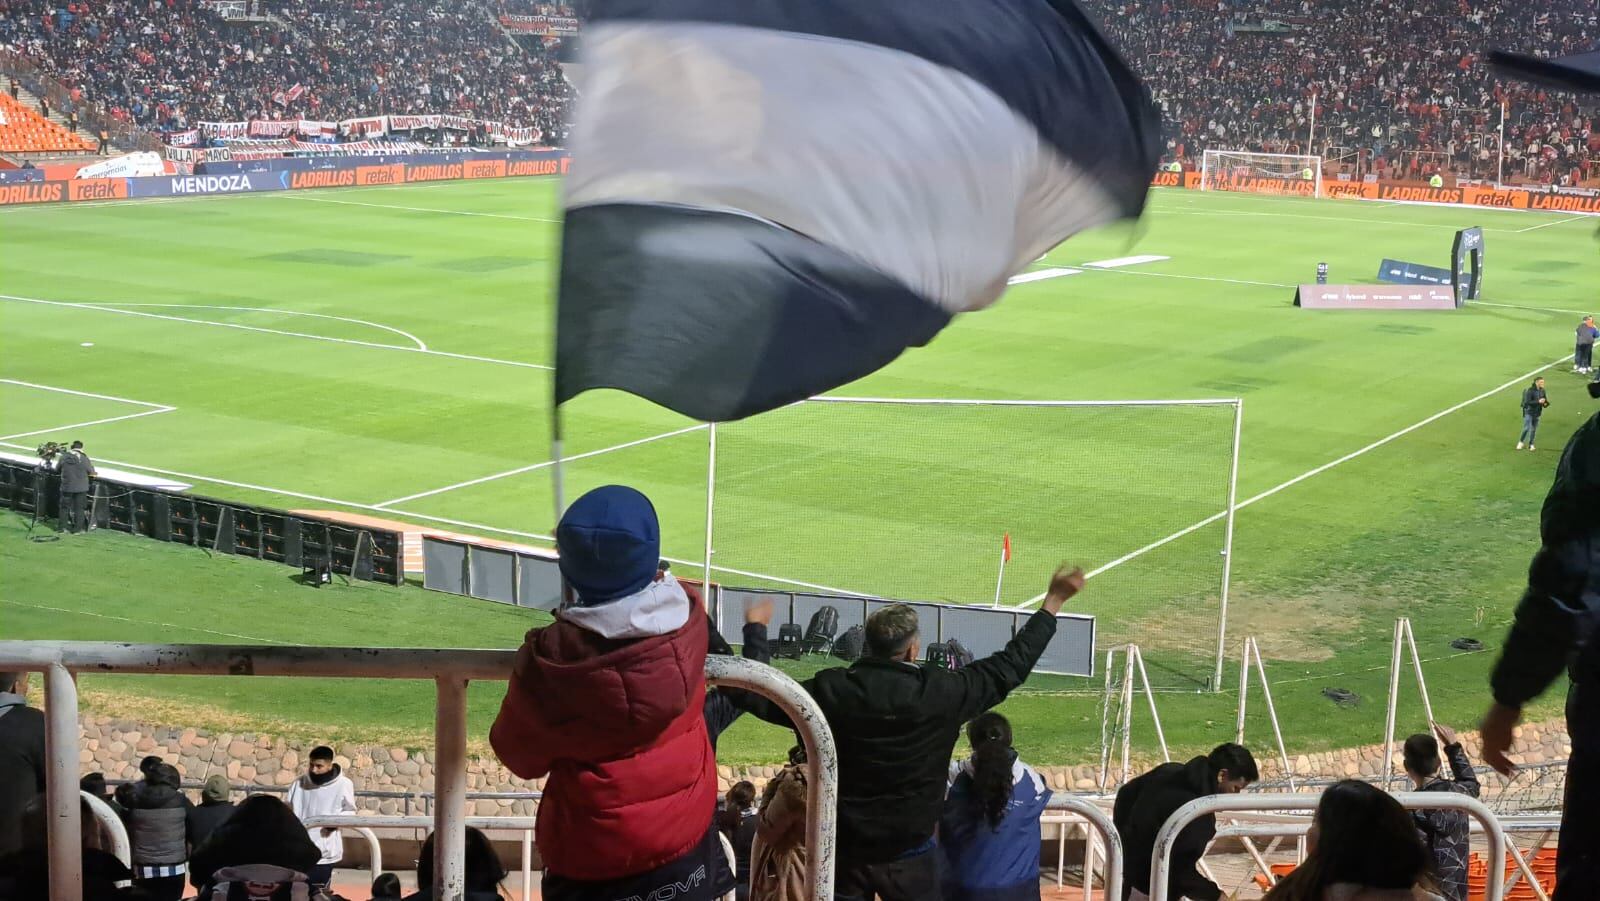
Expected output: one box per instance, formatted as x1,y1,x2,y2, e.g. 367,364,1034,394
6,469,1591,901
0,0,572,140
1090,0,1600,184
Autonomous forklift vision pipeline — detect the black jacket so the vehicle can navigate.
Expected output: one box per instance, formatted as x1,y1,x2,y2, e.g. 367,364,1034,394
1112,756,1223,901
1521,386,1548,416
189,814,321,892
1491,411,1600,747
0,700,46,858
122,769,192,866
705,621,772,748
186,801,237,854
1411,742,1481,901
751,610,1057,863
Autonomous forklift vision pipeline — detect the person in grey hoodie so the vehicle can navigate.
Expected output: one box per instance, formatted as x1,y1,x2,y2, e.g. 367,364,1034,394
122,762,192,900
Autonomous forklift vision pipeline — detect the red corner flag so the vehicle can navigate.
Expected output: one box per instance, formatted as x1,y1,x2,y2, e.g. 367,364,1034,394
1003,532,1012,563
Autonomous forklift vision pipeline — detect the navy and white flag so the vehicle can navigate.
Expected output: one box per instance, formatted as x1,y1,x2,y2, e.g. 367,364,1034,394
555,0,1161,422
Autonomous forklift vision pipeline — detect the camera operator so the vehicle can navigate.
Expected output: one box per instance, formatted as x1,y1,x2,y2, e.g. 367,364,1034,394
56,440,96,534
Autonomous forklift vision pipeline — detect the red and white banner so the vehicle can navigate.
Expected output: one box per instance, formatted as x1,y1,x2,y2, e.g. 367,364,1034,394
342,116,386,137
499,14,579,34
297,119,337,137
285,83,305,103
199,121,250,139
248,119,296,138
166,129,199,147
388,114,441,131
440,115,474,132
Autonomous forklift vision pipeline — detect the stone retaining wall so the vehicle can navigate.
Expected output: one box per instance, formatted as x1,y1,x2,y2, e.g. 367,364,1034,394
80,715,1572,811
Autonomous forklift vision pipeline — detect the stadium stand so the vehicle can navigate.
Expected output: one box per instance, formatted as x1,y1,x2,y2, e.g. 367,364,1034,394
0,90,93,152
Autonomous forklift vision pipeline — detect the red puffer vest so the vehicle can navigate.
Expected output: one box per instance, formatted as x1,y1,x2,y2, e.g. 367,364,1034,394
489,590,715,881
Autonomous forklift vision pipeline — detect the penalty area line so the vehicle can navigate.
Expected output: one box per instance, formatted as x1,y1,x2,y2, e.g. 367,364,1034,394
1011,350,1576,608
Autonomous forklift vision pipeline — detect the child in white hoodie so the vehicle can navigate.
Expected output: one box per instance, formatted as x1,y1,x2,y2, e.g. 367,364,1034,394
285,745,356,890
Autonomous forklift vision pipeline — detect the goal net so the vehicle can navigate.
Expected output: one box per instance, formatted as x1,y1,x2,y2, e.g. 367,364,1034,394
1201,150,1322,198
706,397,1243,688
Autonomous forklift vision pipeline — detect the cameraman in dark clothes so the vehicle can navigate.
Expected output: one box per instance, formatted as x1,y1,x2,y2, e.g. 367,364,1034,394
57,440,97,533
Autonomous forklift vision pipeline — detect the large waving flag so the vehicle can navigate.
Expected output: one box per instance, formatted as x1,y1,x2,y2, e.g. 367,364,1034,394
554,0,1160,422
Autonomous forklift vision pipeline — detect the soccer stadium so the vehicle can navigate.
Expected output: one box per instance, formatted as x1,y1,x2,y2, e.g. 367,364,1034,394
1,0,1597,899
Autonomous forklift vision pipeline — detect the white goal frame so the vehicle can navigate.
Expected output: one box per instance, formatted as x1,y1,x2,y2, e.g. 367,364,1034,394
1201,149,1322,199
702,396,1245,690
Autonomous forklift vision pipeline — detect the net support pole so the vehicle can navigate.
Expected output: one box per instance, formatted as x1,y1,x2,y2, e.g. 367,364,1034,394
1383,618,1405,790
703,422,718,625
1307,91,1317,158
1497,103,1507,188
1213,399,1244,691
991,544,1007,608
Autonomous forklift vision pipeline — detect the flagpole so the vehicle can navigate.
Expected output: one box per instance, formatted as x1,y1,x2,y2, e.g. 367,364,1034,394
992,543,1007,607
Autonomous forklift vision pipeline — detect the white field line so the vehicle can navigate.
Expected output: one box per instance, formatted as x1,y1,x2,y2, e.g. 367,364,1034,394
82,303,429,350
1084,254,1171,268
1074,267,1293,289
0,294,553,372
1011,351,1576,607
0,378,172,409
1474,300,1597,316
0,409,174,442
271,193,563,223
1514,214,1591,233
0,439,866,596
1007,267,1082,285
0,599,289,644
372,423,710,507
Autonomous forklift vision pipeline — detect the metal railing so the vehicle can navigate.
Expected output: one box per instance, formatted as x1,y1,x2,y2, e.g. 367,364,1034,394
0,50,164,153
0,642,837,901
1041,795,1123,901
1149,792,1508,901
304,815,535,901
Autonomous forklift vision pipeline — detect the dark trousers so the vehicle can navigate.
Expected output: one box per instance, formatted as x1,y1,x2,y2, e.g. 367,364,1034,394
306,862,335,889
1557,683,1599,901
542,822,735,901
1578,343,1594,370
835,850,942,901
58,490,88,532
133,874,186,901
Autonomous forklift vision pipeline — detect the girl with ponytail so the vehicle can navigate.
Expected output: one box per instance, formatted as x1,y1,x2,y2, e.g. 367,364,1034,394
940,711,1052,901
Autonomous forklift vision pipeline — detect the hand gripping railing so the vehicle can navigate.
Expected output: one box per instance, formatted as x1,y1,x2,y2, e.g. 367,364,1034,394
0,642,837,901
1042,795,1123,901
1149,791,1507,901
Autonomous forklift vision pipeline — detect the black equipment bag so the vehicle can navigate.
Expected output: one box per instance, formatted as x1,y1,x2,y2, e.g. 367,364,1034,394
944,638,975,670
832,624,866,661
777,623,804,659
924,641,951,670
803,605,839,653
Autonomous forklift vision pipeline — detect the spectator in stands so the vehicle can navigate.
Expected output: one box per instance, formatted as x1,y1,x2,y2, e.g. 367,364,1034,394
0,672,45,860
705,595,774,750
97,129,109,154
0,795,140,901
286,745,357,891
186,774,236,855
8,78,17,100
122,762,193,901
80,772,122,817
1403,724,1479,901
405,826,507,901
1114,742,1260,901
1263,780,1444,901
371,872,405,901
940,711,1052,901
491,485,733,901
747,566,1085,901
188,794,322,898
115,755,166,811
719,781,758,901
751,747,809,901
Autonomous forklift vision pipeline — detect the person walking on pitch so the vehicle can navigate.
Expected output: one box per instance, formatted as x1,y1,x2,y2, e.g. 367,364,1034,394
1518,377,1549,450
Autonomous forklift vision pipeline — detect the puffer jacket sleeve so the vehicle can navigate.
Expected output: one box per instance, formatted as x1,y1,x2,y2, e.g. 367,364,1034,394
489,629,556,779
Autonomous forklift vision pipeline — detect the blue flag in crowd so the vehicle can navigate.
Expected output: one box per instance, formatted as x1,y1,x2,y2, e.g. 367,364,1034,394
554,0,1161,422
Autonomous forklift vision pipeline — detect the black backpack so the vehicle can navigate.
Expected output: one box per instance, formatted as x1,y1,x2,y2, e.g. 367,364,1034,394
776,623,804,659
832,624,866,661
803,606,839,654
924,642,951,670
944,638,975,670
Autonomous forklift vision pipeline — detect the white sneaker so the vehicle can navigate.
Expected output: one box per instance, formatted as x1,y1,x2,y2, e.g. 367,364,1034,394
1529,445,1537,451
1516,442,1525,450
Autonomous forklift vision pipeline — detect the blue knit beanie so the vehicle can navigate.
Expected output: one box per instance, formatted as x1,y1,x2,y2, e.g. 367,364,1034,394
556,485,661,606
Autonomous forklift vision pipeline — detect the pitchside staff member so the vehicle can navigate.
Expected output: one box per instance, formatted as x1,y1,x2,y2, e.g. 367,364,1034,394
57,440,96,533
1484,45,1600,901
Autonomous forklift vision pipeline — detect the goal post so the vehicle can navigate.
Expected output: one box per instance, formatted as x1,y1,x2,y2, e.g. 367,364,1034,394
1201,149,1322,198
703,396,1246,689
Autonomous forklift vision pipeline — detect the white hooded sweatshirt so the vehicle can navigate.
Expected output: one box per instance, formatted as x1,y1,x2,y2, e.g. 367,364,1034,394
285,764,357,864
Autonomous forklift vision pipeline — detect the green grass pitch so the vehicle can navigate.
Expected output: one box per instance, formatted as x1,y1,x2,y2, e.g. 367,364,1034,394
1,179,1595,766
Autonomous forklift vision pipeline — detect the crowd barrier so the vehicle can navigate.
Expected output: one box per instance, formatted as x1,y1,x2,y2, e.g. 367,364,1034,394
0,642,838,901
0,148,571,204
420,535,1099,676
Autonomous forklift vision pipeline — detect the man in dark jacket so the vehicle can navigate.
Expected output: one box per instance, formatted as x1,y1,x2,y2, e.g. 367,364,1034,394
0,672,46,858
1113,743,1259,901
186,774,236,854
1518,377,1549,451
1482,407,1599,901
56,439,96,532
1404,723,1480,901
122,762,192,900
749,565,1085,901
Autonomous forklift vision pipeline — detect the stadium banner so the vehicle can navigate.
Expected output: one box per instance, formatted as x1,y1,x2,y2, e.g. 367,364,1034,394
200,120,250,139
1294,284,1458,310
405,161,465,182
508,155,570,176
440,115,473,132
1376,258,1453,287
69,178,128,201
464,158,507,179
166,129,200,147
1149,170,1182,188
1460,186,1528,209
1215,174,1317,195
0,181,66,204
248,119,297,138
1377,183,1462,204
0,168,48,185
388,115,441,131
1324,182,1377,199
1526,191,1600,213
342,116,386,137
126,171,291,198
356,163,406,185
499,13,580,34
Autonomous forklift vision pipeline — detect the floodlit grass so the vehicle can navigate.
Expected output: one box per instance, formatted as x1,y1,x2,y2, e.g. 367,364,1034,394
1,179,1591,765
